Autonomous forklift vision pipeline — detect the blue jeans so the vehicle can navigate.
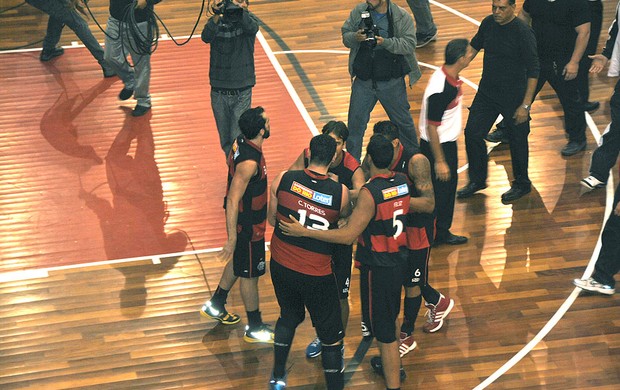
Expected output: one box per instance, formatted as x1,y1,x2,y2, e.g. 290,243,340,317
211,88,252,156
26,0,105,64
104,16,151,108
346,77,419,161
406,0,437,38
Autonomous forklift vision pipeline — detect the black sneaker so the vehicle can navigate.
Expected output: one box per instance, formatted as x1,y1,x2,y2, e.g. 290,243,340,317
132,105,151,117
243,323,274,344
119,88,134,101
416,31,438,48
199,300,240,325
269,373,287,389
370,356,406,381
485,128,510,143
40,47,64,62
561,140,586,156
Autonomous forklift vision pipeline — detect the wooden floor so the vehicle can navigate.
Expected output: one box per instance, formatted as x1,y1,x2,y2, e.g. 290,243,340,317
1,0,619,389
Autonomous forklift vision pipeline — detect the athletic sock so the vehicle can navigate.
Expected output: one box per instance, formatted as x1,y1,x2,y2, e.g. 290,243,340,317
246,310,263,329
273,319,295,379
211,286,229,308
321,343,344,390
421,284,440,306
401,295,422,335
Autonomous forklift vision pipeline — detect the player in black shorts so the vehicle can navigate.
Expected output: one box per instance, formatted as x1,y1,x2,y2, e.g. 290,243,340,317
199,107,274,344
268,134,351,390
289,121,365,358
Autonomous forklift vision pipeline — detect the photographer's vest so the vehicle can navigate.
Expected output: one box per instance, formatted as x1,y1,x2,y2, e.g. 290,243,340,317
352,7,411,82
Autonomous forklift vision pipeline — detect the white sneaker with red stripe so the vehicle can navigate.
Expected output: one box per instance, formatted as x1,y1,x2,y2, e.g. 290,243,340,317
399,332,417,357
423,294,454,333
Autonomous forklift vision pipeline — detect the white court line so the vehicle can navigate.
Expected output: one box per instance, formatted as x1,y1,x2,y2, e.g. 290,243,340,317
256,31,319,135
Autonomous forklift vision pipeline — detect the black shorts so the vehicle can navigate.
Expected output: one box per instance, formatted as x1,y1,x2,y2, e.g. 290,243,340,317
233,237,266,278
359,262,406,343
332,244,353,299
270,257,344,345
403,247,430,287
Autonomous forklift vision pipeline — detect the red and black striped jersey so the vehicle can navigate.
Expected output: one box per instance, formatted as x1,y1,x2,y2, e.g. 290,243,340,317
226,135,267,242
389,144,436,249
271,169,345,276
303,148,361,190
356,172,410,267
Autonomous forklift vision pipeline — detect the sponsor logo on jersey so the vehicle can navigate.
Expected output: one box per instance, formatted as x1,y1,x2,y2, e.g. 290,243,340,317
290,181,333,206
382,183,409,200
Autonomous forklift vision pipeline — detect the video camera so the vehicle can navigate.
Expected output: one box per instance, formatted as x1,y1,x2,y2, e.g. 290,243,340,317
221,0,243,24
361,11,380,48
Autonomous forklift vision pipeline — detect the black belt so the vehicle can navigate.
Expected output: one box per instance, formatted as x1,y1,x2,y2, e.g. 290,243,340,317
213,87,250,95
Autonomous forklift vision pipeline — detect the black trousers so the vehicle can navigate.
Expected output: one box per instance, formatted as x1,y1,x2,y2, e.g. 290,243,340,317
592,183,620,288
590,79,620,183
464,92,531,188
534,58,587,143
421,139,457,236
577,0,603,103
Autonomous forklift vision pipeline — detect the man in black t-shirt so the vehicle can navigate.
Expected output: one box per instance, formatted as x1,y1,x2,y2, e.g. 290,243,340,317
519,0,591,156
457,0,540,203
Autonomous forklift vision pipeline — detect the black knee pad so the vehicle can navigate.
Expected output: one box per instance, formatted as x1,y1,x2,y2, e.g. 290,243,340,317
321,343,344,390
274,318,296,347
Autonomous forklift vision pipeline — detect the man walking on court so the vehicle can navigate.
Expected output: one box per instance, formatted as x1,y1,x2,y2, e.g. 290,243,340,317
457,0,540,203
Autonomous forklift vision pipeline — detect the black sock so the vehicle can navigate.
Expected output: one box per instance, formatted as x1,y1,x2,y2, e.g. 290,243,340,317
401,295,422,335
211,286,229,308
421,284,440,306
321,343,344,390
247,310,262,329
273,319,295,379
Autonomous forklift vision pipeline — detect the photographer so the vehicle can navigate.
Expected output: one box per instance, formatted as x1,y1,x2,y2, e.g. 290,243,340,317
202,0,259,157
342,0,422,162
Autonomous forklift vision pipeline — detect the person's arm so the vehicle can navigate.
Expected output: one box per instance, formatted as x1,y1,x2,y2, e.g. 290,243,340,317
514,25,539,124
288,151,306,171
360,154,372,181
590,14,618,73
425,123,449,181
218,160,257,261
379,10,416,55
340,184,352,218
202,15,220,43
563,22,590,81
279,187,375,244
518,8,531,25
407,155,434,213
342,8,363,49
514,77,538,124
424,92,452,182
241,9,259,35
349,167,366,201
267,171,285,227
468,46,479,62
